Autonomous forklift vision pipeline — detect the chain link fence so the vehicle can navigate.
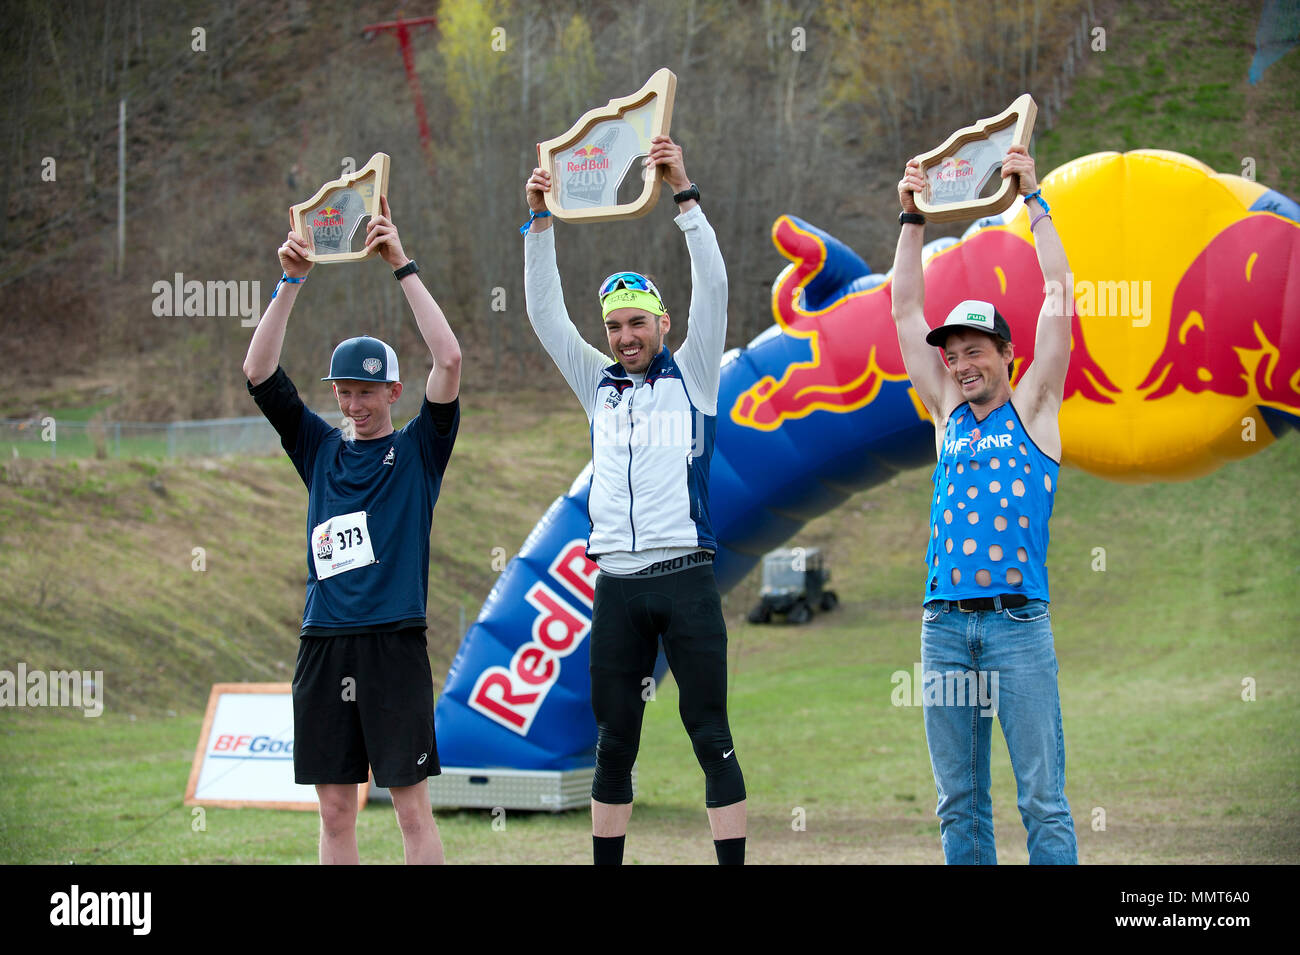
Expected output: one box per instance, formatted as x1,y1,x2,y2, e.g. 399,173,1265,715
1,412,347,460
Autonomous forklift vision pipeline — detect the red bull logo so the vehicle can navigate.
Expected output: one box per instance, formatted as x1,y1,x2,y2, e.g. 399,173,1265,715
468,541,597,734
731,218,909,430
924,230,1120,405
1138,213,1300,410
936,157,975,182
312,206,344,228
932,157,980,203
567,144,609,173
731,217,1117,432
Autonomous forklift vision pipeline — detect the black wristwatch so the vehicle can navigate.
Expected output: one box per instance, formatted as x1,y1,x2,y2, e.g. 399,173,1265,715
393,259,419,280
673,182,701,205
899,212,926,226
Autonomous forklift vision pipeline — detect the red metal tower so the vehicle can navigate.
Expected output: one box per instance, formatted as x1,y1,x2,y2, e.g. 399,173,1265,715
362,14,439,175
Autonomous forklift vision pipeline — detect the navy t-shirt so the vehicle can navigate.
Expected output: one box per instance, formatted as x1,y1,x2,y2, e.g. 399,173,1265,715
248,367,459,636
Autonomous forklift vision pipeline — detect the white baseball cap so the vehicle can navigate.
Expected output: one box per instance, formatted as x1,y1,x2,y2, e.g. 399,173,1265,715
925,299,1013,347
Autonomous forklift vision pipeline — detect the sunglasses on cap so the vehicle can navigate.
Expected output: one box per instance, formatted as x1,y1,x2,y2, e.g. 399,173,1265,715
598,271,665,309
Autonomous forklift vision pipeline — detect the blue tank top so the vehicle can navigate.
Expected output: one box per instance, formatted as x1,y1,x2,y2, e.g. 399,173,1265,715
924,400,1058,603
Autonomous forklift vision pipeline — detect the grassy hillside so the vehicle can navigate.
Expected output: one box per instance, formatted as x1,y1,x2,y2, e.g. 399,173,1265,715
1037,0,1299,187
1,409,1296,864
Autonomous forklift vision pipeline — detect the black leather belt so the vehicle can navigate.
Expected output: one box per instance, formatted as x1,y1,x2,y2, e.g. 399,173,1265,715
933,594,1031,613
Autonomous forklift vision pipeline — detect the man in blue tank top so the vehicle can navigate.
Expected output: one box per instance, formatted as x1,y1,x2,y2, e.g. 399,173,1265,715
243,196,461,864
891,146,1078,864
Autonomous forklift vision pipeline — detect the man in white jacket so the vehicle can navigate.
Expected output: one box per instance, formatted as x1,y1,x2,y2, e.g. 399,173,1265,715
522,136,746,865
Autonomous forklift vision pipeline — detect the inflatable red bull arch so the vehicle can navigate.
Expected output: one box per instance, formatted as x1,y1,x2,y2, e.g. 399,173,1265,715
436,149,1300,772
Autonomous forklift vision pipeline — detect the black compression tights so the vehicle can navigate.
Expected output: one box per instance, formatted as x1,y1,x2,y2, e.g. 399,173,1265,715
589,564,746,808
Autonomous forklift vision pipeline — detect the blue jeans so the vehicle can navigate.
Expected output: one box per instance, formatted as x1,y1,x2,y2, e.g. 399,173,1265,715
920,599,1077,864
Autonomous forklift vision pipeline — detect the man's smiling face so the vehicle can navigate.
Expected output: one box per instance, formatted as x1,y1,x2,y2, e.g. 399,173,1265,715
605,307,670,374
943,328,1013,406
333,379,402,439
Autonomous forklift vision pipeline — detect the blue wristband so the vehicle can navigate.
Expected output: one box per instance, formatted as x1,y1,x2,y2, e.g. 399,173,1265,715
270,272,306,300
519,209,551,235
1025,189,1050,213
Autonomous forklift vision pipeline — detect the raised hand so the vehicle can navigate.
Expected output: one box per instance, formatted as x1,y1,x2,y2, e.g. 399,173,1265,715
898,159,926,215
644,135,689,193
1002,144,1039,197
278,229,314,278
364,195,410,268
526,167,552,212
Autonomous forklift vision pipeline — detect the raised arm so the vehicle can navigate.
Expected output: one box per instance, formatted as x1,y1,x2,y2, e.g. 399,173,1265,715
892,159,960,420
650,136,727,414
1005,145,1071,440
522,167,613,419
366,195,462,403
243,230,314,386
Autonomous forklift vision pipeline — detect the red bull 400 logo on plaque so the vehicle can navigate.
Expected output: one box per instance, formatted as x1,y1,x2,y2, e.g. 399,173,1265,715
559,126,629,208
306,190,366,256
288,152,389,264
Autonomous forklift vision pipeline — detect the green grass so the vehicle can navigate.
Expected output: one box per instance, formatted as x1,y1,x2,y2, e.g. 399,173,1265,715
5,431,171,461
1,420,1296,864
1037,0,1300,189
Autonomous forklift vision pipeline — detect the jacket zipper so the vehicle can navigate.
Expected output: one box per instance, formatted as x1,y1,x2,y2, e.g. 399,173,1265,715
626,384,636,550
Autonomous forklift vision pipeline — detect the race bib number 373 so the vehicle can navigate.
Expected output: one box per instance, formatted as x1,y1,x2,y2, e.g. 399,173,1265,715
311,510,377,580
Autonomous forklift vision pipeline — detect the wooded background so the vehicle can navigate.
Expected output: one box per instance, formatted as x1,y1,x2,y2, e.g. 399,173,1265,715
3,0,1096,420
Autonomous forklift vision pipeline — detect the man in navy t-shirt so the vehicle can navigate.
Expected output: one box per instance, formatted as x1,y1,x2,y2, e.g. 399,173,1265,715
243,196,461,864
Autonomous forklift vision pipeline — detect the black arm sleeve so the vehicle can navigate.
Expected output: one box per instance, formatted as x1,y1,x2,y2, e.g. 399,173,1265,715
408,397,460,476
248,366,305,454
428,398,458,436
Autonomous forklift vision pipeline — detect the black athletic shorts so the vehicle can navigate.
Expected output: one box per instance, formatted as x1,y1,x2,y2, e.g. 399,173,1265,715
589,562,730,680
291,628,439,789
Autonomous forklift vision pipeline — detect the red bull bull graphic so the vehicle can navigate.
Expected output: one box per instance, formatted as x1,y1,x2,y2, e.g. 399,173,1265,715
732,217,1120,432
1138,213,1300,410
1040,150,1300,477
436,149,1299,772
731,217,912,430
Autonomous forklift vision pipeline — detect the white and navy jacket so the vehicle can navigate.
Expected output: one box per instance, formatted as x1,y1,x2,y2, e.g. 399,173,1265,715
524,205,728,568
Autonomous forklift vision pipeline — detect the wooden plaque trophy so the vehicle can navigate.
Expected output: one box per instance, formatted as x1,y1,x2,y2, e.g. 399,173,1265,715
537,68,677,223
913,94,1038,223
289,152,390,262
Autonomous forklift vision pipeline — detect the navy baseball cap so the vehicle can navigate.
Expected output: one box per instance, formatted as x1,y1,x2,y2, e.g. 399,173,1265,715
925,300,1013,347
322,336,400,382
